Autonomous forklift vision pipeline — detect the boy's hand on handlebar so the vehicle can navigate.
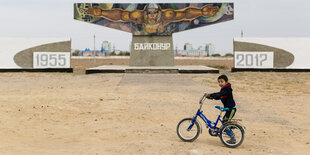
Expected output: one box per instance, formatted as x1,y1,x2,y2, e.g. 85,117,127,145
204,93,211,99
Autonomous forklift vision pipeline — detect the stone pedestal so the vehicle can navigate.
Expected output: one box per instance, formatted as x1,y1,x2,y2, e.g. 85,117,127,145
130,35,174,66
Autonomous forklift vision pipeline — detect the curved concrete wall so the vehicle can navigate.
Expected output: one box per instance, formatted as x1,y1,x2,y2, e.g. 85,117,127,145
234,38,310,69
0,38,71,69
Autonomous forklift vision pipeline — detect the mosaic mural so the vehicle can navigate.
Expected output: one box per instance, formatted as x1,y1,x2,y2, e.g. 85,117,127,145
74,3,234,35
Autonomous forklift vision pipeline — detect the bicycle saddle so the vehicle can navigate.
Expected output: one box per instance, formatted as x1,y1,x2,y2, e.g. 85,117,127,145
215,106,229,111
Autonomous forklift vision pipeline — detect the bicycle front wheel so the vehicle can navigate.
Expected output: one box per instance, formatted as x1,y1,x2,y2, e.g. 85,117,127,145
177,118,200,142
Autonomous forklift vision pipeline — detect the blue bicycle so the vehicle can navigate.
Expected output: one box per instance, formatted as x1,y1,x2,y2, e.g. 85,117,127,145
177,94,245,148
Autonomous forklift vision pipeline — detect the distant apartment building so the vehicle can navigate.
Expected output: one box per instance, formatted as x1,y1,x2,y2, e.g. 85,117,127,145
184,43,193,51
81,49,104,56
102,41,111,52
81,48,92,56
80,41,112,56
101,41,112,56
177,43,214,57
205,43,215,56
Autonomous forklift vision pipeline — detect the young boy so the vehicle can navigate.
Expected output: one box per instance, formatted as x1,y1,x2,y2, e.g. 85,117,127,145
206,75,237,123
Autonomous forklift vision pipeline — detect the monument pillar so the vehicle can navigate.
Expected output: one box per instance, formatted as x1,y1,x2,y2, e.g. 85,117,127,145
130,35,174,66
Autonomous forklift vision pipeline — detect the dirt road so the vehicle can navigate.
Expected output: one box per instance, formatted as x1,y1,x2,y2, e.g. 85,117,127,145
0,72,309,154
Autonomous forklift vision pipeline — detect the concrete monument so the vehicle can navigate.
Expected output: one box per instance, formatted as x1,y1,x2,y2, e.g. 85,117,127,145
74,3,234,68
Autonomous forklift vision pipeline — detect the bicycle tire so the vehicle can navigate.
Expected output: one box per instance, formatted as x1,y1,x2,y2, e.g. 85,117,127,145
219,122,245,148
176,118,200,142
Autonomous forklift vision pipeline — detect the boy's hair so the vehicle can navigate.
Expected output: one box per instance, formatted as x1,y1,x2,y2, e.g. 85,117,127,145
218,75,228,82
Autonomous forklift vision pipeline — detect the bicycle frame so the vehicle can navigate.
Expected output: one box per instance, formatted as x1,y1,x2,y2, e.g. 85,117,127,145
187,95,233,136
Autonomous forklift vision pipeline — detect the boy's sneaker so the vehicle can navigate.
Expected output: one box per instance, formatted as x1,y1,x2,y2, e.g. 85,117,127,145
227,137,236,144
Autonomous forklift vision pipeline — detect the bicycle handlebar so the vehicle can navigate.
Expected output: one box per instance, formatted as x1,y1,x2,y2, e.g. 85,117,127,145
199,93,207,104
198,93,207,110
198,93,227,112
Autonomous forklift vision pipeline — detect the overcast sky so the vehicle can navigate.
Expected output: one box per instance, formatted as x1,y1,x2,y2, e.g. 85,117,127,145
1,0,310,54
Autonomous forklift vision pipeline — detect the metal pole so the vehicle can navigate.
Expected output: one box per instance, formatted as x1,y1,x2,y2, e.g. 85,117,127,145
93,34,96,63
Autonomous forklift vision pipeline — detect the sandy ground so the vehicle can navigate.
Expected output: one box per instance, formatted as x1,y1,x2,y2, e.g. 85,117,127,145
0,72,309,154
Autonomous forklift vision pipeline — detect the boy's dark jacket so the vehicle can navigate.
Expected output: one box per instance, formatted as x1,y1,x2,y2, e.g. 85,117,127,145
210,83,236,108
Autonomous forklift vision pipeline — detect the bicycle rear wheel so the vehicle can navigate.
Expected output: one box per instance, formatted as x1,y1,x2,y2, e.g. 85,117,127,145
177,118,200,142
220,123,244,148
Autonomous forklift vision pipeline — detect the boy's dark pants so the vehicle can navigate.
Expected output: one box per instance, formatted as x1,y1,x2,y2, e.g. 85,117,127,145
223,107,237,123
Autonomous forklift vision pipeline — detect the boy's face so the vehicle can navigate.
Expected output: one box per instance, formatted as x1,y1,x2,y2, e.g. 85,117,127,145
218,78,228,88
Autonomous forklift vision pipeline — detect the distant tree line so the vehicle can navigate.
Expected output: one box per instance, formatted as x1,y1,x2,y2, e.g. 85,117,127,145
71,50,130,56
211,53,233,57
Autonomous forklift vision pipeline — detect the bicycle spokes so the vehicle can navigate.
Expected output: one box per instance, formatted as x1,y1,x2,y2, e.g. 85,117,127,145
177,118,200,142
221,124,243,146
